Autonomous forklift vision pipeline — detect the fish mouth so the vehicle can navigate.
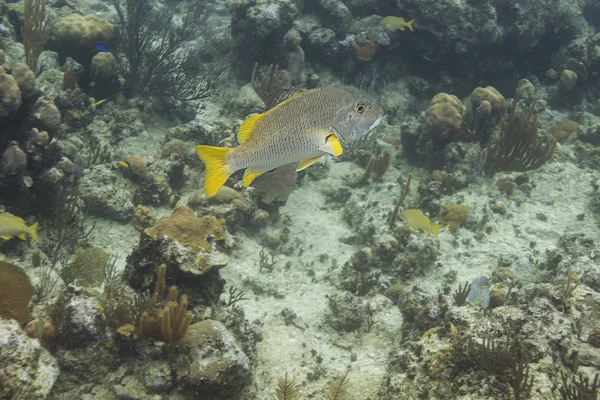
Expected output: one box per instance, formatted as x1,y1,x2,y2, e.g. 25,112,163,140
369,112,384,131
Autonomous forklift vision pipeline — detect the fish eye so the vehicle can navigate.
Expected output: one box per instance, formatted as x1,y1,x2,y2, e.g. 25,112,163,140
356,101,365,114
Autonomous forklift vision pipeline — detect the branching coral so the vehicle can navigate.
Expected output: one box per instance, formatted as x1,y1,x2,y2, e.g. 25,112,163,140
467,331,534,400
24,0,52,72
359,146,391,184
558,372,599,400
486,94,556,172
134,264,192,343
252,63,294,109
112,0,225,100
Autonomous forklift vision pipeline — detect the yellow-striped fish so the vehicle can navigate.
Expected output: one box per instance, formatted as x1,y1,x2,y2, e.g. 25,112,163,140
196,88,383,197
94,99,107,107
400,209,444,237
0,214,39,242
383,16,416,32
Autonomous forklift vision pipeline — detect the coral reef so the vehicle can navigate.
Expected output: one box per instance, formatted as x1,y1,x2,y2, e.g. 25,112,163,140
125,206,230,306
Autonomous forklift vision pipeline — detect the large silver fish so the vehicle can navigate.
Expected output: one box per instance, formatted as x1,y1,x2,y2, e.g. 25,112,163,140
196,87,383,197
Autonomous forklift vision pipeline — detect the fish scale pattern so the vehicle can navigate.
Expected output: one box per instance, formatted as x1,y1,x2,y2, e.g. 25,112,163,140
231,88,359,171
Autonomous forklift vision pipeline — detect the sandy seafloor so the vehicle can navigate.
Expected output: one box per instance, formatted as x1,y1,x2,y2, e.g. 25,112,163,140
81,117,600,398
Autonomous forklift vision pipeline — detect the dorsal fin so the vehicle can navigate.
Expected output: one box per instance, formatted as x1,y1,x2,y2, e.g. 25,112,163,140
238,113,262,143
237,91,305,144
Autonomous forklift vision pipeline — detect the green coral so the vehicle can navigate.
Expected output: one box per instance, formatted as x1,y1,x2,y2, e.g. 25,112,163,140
62,247,110,287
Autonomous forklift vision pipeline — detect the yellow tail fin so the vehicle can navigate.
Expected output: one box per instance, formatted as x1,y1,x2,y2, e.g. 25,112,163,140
406,18,416,32
430,224,444,238
29,222,39,243
195,146,233,197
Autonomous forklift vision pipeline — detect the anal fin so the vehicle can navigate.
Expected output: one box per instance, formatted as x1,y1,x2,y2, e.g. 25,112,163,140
18,234,26,240
296,156,321,171
242,168,266,187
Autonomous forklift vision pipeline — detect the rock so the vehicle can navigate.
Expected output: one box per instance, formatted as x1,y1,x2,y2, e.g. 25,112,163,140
57,293,105,347
559,69,578,91
33,99,61,131
231,0,300,61
327,291,365,331
79,164,135,220
180,320,251,399
90,52,121,99
124,230,226,306
0,318,59,398
2,141,27,176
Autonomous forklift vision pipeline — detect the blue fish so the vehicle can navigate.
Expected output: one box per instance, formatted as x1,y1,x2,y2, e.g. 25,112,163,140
96,45,109,52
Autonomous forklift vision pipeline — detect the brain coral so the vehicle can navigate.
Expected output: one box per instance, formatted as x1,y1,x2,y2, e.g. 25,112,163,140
471,86,505,117
54,14,115,47
425,93,464,142
0,67,22,119
146,206,226,252
0,261,34,324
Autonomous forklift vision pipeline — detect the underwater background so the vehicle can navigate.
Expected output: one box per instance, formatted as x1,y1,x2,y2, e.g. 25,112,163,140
1,0,600,398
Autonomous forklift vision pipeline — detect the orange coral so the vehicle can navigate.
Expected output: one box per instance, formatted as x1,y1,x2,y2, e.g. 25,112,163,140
25,319,56,346
355,41,376,61
0,261,34,324
438,204,468,234
125,155,148,178
145,206,225,252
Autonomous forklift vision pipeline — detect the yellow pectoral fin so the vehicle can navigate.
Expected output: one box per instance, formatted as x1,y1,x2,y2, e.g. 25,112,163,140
242,168,265,187
296,156,322,171
195,145,233,197
0,235,11,240
319,134,343,156
237,114,262,143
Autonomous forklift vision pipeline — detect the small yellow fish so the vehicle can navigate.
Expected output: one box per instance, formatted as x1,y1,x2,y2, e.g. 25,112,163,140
94,99,107,107
119,161,129,168
480,285,489,289
0,214,39,243
383,16,416,32
448,323,458,337
400,209,444,237
196,88,383,197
